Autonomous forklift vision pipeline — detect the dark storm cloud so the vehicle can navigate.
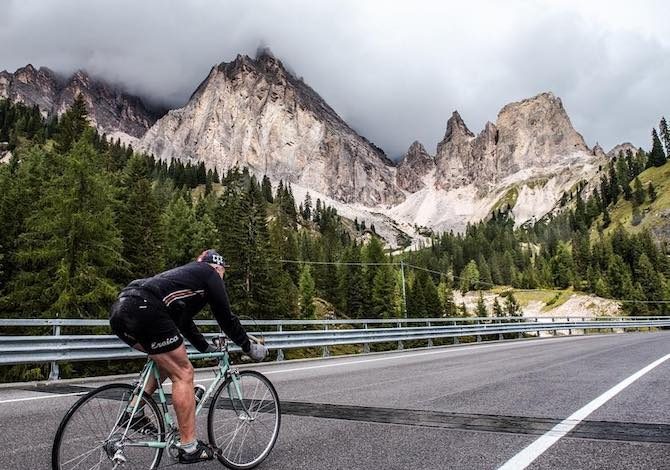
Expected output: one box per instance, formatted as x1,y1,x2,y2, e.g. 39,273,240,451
1,0,669,158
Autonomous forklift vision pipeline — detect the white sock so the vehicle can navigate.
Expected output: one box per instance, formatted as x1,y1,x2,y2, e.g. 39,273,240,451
181,440,198,454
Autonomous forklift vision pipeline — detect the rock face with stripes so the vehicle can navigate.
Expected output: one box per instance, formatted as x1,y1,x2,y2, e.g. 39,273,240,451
0,64,159,143
139,52,404,207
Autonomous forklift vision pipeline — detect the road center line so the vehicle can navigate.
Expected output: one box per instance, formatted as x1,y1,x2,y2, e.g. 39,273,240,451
498,353,670,470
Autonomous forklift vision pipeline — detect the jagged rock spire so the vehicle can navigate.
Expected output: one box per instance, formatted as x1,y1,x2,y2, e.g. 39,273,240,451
397,141,434,192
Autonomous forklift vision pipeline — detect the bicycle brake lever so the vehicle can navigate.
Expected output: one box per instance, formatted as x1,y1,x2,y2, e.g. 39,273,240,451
247,334,265,345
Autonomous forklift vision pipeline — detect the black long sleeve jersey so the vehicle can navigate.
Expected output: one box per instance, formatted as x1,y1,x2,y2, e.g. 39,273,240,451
121,262,250,353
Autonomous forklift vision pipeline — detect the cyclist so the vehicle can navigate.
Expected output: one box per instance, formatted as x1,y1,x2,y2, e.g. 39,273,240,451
109,249,268,464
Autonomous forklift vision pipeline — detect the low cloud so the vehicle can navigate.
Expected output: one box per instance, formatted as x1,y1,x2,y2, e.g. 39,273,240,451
1,0,668,157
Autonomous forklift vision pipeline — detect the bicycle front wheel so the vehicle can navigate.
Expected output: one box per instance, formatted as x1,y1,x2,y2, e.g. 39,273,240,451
52,383,165,470
208,370,281,469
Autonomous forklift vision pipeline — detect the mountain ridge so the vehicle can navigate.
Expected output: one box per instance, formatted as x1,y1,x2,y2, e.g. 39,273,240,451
1,55,639,245
0,64,160,142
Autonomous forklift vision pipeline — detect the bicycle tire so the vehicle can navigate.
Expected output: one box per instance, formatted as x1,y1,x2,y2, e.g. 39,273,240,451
52,383,165,470
207,370,281,469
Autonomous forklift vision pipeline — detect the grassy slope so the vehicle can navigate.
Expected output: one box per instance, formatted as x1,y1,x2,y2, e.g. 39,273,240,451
491,287,573,312
599,162,670,239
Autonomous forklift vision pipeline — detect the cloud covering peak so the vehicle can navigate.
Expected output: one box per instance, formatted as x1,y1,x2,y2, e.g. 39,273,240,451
1,0,669,157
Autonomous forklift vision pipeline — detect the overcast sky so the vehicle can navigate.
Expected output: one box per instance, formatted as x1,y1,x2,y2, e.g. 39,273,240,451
2,0,669,158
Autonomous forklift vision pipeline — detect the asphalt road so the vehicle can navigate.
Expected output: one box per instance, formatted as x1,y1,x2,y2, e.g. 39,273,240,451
1,332,668,470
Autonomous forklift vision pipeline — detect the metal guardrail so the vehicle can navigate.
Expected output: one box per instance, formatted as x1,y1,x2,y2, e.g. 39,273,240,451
1,316,669,380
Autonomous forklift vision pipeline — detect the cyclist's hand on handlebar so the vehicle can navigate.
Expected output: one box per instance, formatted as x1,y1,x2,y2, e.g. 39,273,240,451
248,341,268,362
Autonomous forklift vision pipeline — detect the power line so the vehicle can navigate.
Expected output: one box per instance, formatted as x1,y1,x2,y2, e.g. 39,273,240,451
278,259,397,266
277,259,670,305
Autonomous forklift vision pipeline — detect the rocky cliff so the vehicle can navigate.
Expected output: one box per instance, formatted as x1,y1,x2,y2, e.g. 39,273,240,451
3,55,612,245
0,65,159,142
396,141,434,192
388,92,604,234
139,53,404,207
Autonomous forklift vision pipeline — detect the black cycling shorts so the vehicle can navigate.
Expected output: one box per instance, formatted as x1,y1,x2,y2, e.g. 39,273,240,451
109,296,184,355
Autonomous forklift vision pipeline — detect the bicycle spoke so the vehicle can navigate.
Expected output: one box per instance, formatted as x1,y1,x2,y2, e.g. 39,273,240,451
55,384,164,470
60,446,100,468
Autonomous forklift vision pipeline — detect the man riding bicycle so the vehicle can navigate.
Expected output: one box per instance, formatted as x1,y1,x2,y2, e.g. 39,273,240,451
109,249,268,464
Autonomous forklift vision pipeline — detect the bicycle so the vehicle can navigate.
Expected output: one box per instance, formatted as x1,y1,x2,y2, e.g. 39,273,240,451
51,333,281,469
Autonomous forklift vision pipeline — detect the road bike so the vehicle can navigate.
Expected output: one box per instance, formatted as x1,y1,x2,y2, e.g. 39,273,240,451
51,334,281,469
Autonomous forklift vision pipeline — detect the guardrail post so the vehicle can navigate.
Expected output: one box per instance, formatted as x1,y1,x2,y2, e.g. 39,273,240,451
518,318,523,339
452,320,459,344
582,317,588,335
276,324,284,361
363,323,370,353
427,321,433,347
476,318,482,342
551,317,557,336
567,317,572,335
322,323,330,358
48,323,60,381
397,322,404,350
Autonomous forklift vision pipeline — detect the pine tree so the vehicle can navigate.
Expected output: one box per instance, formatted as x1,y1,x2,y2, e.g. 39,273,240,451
476,292,488,317
459,260,480,293
606,254,633,299
56,95,89,153
372,265,397,318
635,254,665,313
550,243,573,288
455,301,466,317
303,192,313,221
118,155,164,280
648,182,657,202
298,265,316,319
649,128,667,167
161,195,202,268
261,175,273,203
504,293,521,317
632,177,645,206
659,117,670,156
8,134,123,317
477,255,493,289
337,244,364,318
421,273,441,317
437,277,456,316
493,297,504,317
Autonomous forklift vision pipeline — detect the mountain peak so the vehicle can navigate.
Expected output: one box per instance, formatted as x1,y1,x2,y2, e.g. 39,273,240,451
407,140,428,155
1,64,159,139
140,54,403,206
607,142,638,159
443,111,474,142
495,90,590,172
396,140,435,192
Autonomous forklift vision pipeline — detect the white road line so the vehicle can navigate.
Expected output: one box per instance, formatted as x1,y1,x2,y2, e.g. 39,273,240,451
498,353,670,470
0,391,86,404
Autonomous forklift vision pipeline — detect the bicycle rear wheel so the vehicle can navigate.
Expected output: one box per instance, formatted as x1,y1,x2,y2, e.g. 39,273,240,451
208,371,281,469
52,383,165,470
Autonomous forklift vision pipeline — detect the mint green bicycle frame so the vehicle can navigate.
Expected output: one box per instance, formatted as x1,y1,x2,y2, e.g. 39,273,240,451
120,346,247,450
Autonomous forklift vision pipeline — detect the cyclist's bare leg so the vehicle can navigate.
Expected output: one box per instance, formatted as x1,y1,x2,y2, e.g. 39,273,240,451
150,344,196,443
